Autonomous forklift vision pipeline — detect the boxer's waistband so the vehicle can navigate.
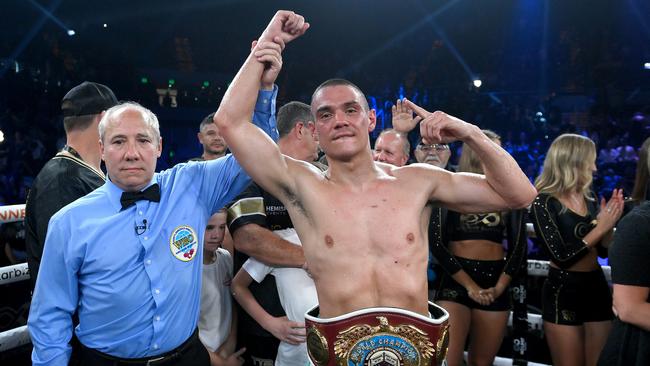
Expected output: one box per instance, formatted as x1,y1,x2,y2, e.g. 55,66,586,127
304,302,449,366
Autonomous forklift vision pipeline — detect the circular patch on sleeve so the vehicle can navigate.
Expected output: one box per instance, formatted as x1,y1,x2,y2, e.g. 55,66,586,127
169,225,198,262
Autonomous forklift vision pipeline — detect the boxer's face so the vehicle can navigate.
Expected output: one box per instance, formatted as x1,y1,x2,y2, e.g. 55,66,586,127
312,85,376,161
100,108,162,192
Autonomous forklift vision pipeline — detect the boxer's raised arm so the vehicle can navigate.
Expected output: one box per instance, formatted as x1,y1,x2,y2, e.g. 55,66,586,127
405,100,536,210
457,126,536,209
215,11,309,201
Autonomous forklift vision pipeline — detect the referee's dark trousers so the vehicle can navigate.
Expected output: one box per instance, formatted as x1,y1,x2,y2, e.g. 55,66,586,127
72,329,210,366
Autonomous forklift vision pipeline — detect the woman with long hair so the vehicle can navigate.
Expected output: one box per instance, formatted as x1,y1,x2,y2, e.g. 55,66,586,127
433,130,527,366
531,133,624,366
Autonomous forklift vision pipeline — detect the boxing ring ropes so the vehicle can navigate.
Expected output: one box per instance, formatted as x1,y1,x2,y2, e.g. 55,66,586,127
0,203,608,366
0,204,31,354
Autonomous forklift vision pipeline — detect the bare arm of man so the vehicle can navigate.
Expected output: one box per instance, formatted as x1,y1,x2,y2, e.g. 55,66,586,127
231,266,306,345
214,11,309,201
612,284,650,331
405,100,537,212
232,224,305,267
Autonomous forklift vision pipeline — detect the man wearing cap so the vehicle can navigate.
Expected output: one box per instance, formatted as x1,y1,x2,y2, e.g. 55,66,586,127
25,81,117,289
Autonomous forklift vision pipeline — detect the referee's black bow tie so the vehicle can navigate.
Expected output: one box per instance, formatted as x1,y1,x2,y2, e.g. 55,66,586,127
120,184,161,210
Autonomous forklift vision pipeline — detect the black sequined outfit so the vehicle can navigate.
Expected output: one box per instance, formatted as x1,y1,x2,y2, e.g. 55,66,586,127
541,267,613,325
531,193,613,325
531,193,601,268
432,210,527,310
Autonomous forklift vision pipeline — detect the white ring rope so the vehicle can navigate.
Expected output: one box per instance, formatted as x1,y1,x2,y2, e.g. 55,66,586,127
0,203,30,352
508,312,543,331
0,262,29,285
0,325,29,353
0,204,25,224
464,352,551,366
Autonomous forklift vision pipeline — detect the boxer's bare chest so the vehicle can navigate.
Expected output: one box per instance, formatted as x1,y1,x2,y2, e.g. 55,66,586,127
293,176,428,257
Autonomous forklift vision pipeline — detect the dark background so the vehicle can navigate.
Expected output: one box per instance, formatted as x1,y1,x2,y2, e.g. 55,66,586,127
1,1,649,364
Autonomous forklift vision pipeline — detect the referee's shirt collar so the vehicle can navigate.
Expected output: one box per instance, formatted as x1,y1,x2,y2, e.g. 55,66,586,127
105,175,158,211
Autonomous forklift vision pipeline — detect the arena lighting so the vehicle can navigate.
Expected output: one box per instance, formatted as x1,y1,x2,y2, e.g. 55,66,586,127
644,62,650,70
0,130,5,143
473,79,482,88
339,0,461,75
103,23,108,28
0,0,62,78
27,0,74,37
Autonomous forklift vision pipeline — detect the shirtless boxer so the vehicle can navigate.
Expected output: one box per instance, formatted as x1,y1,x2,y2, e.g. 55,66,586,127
215,11,537,366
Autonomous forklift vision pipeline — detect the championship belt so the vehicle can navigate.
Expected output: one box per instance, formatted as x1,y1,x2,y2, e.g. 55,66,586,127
304,302,449,366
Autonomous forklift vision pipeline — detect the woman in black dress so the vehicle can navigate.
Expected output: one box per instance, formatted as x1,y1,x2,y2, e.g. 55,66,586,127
531,133,624,366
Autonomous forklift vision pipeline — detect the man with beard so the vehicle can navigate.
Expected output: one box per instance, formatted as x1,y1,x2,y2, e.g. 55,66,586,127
193,113,228,161
414,140,452,169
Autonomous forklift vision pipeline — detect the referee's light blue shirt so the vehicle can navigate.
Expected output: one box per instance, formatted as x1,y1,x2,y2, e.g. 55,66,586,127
28,87,277,366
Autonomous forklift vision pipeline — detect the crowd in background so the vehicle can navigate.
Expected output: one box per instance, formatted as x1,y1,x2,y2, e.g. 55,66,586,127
0,58,647,206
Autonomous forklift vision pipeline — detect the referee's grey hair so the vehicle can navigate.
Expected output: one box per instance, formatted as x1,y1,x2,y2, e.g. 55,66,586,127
98,102,161,146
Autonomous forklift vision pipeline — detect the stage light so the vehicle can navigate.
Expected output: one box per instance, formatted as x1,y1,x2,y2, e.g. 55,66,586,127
473,79,482,88
0,130,5,143
203,81,210,87
644,62,650,70
103,23,108,28
67,29,75,36
140,77,149,84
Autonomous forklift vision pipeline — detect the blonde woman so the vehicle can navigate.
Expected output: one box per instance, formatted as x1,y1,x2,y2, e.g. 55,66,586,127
531,134,624,366
433,130,527,366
